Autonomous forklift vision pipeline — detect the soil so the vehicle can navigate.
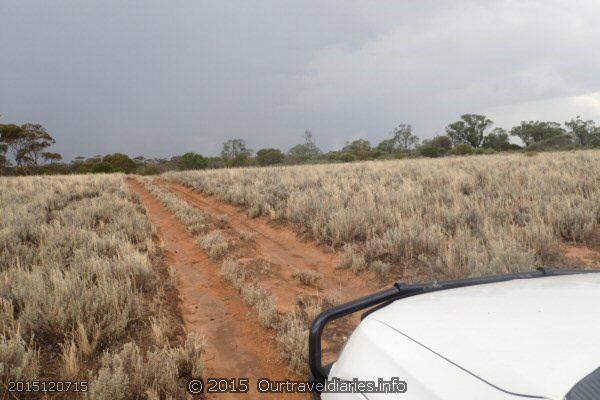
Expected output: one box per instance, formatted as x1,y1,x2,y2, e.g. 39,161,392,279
156,181,388,358
127,179,305,399
563,244,600,267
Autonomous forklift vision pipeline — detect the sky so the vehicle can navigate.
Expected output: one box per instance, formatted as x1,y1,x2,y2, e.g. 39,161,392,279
2,0,600,161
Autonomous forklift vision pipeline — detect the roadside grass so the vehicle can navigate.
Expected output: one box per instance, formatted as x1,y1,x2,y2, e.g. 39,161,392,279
0,175,205,399
164,151,600,279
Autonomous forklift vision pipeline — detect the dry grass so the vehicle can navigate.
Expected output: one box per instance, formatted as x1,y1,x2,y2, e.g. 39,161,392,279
198,230,229,260
0,175,204,398
165,151,600,280
292,269,324,287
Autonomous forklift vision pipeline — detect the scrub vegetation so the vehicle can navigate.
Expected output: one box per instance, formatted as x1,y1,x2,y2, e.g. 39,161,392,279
164,150,600,280
0,175,204,399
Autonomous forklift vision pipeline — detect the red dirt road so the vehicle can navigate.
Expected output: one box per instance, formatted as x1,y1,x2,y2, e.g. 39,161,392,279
159,181,384,302
128,179,305,399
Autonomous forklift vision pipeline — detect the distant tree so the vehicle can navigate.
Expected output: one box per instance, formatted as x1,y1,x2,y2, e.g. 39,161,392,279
256,148,285,166
482,128,511,151
342,139,373,160
102,153,136,173
0,141,7,171
446,114,492,148
177,152,208,170
91,161,116,173
0,123,55,167
510,121,565,146
419,135,453,158
42,152,63,164
221,139,252,160
565,116,599,146
393,124,420,150
376,138,396,154
287,130,321,162
453,143,475,155
228,153,255,167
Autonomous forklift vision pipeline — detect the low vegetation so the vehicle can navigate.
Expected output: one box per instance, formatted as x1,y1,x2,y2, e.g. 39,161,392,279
0,175,204,398
165,151,600,280
138,177,331,374
3,114,600,176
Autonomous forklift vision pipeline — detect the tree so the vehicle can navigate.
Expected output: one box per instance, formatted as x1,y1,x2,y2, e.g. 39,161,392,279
376,138,396,154
565,116,599,146
287,130,321,162
482,128,511,151
91,162,117,173
446,114,492,148
42,152,63,164
0,141,7,170
256,148,285,166
510,121,565,146
393,124,419,150
221,139,252,160
419,135,452,158
453,143,475,155
342,139,373,160
176,152,207,170
0,123,55,167
102,153,136,173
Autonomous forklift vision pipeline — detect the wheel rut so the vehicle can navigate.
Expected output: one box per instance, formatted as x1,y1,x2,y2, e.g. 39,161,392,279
127,179,305,399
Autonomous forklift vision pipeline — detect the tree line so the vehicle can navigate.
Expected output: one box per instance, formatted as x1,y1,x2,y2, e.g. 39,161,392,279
2,114,600,175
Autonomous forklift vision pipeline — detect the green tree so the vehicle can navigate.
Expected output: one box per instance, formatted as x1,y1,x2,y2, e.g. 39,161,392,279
42,152,63,164
376,138,396,154
393,124,420,150
565,116,599,146
453,143,475,155
287,130,321,162
176,152,207,170
446,114,492,148
228,153,255,167
221,139,252,160
342,139,373,160
0,123,55,167
102,153,136,173
510,121,565,146
419,135,452,158
256,148,285,166
482,128,511,151
91,162,117,173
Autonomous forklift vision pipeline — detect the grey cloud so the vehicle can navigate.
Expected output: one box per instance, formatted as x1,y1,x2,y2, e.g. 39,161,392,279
1,0,600,160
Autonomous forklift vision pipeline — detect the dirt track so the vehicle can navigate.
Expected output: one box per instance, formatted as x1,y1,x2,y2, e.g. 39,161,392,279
159,181,384,305
129,177,599,400
128,179,305,399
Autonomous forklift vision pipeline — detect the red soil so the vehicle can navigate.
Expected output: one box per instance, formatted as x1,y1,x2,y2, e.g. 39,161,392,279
127,179,305,399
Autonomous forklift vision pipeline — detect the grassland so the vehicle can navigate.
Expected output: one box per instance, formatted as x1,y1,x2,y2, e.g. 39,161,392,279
164,151,600,280
0,175,204,399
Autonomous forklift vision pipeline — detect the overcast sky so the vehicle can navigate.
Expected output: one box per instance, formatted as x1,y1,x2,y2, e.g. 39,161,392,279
2,0,600,160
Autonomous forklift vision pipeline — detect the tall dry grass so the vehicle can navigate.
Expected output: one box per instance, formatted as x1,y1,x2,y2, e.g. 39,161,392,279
164,151,600,279
0,175,204,398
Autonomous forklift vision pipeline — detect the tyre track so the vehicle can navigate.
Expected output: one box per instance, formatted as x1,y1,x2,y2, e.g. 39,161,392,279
127,179,304,400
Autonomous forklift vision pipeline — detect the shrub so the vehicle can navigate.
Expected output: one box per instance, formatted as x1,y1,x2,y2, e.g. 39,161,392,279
198,231,229,260
292,270,323,287
453,144,475,155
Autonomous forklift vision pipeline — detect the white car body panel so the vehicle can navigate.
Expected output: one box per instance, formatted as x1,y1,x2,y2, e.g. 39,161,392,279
324,273,600,400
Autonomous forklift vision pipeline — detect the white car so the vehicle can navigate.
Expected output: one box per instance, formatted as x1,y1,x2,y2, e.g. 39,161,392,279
309,268,600,400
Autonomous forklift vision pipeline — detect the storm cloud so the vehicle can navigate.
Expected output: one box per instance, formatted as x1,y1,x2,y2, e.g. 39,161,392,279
2,0,600,160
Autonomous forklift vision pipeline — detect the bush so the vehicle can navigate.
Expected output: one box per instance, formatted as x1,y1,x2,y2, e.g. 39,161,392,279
256,149,285,166
419,144,442,158
177,152,207,171
91,162,117,173
453,144,475,155
102,153,136,173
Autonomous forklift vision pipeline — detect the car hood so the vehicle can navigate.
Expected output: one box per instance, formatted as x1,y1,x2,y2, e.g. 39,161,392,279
369,273,600,400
